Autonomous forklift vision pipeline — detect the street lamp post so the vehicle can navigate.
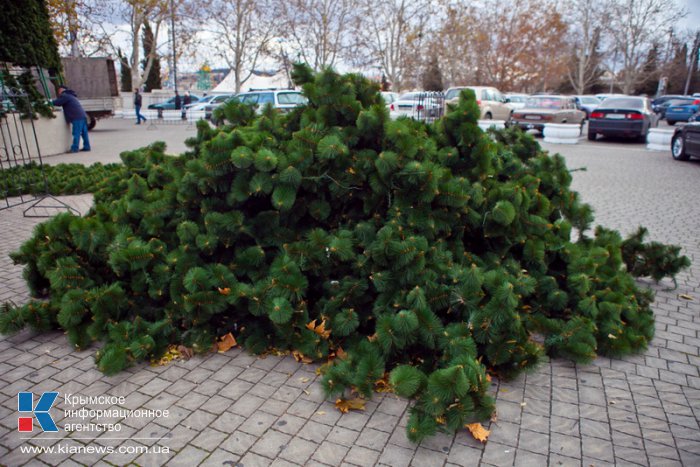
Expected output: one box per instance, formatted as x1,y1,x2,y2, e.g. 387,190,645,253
170,0,177,91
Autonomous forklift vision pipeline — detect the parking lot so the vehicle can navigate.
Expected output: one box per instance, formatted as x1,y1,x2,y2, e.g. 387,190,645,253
1,117,699,466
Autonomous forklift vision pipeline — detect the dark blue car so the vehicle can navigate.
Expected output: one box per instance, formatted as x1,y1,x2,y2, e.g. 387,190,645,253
665,99,700,126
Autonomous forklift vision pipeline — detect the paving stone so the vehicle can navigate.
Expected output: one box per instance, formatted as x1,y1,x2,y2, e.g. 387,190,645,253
279,436,318,464
190,428,228,451
274,414,307,435
325,425,360,447
548,453,581,466
312,440,349,466
220,430,258,455
582,436,614,462
237,410,277,436
514,450,548,467
229,394,266,418
517,429,548,455
343,444,380,466
238,451,274,467
297,419,333,443
200,449,241,467
550,432,581,459
250,429,291,458
480,441,516,466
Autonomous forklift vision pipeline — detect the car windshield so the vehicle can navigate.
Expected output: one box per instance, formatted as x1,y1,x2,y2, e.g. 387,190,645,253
601,98,644,109
445,89,464,100
667,98,695,106
579,97,600,104
277,92,307,105
399,92,423,101
525,97,564,109
508,95,527,103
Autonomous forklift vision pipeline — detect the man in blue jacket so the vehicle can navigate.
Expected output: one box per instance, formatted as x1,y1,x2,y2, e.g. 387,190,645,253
52,85,91,153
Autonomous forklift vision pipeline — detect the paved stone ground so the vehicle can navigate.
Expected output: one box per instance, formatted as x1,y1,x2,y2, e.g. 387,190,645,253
0,124,699,466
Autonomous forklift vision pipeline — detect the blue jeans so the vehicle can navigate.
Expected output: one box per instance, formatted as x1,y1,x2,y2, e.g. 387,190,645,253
135,105,146,123
71,118,90,152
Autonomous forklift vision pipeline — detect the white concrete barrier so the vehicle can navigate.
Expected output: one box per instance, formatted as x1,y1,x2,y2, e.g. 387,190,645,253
477,120,506,131
1,111,72,156
543,123,581,144
646,128,674,151
187,110,206,122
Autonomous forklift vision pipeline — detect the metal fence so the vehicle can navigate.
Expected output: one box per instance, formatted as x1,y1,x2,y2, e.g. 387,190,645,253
416,91,445,123
0,88,77,217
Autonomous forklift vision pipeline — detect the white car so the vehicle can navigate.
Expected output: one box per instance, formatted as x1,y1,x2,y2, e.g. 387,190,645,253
381,92,400,105
389,92,443,121
505,93,529,110
186,94,234,112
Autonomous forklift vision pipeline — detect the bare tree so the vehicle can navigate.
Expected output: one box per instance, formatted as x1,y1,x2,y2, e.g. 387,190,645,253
608,0,687,94
355,0,435,91
433,1,480,88
206,0,275,93
565,0,611,94
278,0,356,71
466,0,568,92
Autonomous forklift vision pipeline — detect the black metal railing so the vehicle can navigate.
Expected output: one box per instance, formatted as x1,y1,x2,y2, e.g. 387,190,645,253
415,91,445,123
0,86,77,217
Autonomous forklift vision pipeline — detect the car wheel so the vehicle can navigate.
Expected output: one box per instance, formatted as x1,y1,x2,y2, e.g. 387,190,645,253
671,134,689,161
587,130,597,141
667,120,676,126
484,112,492,120
87,115,97,131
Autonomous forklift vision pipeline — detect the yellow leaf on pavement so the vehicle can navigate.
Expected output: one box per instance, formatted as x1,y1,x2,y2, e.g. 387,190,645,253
466,423,490,443
217,333,237,353
292,350,314,364
335,397,366,414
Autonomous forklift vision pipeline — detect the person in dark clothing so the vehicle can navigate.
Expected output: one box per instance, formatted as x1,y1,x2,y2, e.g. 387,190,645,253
134,88,147,124
182,91,191,120
174,92,181,110
52,85,90,153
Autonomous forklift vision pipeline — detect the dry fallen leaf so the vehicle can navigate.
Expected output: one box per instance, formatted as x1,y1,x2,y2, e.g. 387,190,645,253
299,377,310,383
466,422,490,443
679,294,693,301
292,350,314,364
217,333,238,353
217,287,231,296
374,374,393,393
335,397,366,413
335,347,348,360
177,345,194,360
306,319,331,339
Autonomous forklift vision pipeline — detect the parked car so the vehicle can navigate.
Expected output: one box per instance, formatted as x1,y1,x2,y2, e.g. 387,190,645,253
236,89,307,113
587,96,657,142
444,86,512,120
188,94,233,113
505,93,529,110
651,95,695,120
574,95,602,118
209,89,307,124
670,121,700,161
185,94,216,109
148,93,202,110
511,95,586,133
665,99,700,125
381,92,400,105
389,92,444,121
